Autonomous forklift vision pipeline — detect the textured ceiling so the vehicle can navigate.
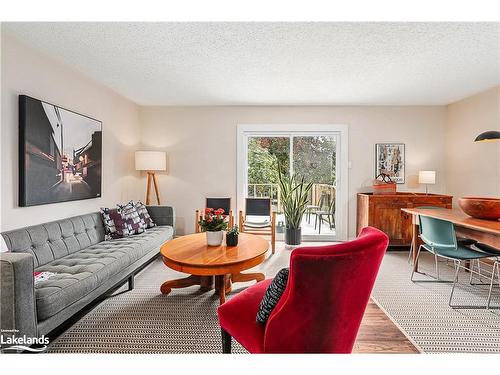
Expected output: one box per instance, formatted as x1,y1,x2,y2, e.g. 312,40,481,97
3,22,499,105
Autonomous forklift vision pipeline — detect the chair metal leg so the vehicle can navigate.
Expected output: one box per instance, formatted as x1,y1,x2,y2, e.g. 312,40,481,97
221,328,232,354
314,214,318,230
477,260,483,283
469,259,475,284
434,254,440,280
407,241,414,264
449,260,461,307
487,262,499,310
318,214,322,234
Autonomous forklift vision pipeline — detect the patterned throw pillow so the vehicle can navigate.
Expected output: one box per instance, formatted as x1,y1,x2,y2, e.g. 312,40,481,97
118,201,146,235
100,207,130,239
256,268,289,325
135,201,156,229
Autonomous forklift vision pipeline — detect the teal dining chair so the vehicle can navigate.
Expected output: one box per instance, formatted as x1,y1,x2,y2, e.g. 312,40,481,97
407,206,476,265
411,215,491,307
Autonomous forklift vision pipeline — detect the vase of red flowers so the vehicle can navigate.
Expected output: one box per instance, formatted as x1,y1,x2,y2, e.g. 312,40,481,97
199,208,228,246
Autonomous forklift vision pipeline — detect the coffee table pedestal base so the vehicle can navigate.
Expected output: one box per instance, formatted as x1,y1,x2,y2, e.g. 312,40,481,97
160,272,264,304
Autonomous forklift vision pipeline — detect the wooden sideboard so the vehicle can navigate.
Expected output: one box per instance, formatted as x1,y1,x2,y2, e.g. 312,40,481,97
356,193,453,246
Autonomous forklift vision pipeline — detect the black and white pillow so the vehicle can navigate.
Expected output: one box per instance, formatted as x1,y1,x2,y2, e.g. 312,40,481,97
100,207,130,239
118,201,146,235
135,201,156,229
256,268,289,325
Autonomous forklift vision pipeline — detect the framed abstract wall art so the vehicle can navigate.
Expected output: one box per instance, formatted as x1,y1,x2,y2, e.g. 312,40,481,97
19,95,102,206
375,143,405,184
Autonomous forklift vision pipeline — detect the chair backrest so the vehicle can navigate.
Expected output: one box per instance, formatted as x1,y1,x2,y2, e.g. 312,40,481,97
318,192,329,210
418,215,457,249
264,226,389,353
206,197,231,214
415,206,439,235
328,196,336,214
245,198,271,217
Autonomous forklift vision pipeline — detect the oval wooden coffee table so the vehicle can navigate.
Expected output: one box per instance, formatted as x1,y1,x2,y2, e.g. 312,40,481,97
160,232,269,304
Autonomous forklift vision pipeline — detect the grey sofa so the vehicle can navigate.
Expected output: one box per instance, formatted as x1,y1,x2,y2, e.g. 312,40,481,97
0,205,174,342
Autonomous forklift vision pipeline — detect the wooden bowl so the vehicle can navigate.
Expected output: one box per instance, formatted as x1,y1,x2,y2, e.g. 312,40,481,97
458,197,500,221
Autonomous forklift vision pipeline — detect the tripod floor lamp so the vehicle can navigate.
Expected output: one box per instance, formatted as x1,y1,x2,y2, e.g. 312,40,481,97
135,151,166,205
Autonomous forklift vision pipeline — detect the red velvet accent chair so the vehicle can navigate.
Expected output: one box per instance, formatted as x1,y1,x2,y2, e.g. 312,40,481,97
217,226,389,353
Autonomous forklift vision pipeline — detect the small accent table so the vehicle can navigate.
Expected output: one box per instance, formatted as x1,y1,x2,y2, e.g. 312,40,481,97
160,232,269,304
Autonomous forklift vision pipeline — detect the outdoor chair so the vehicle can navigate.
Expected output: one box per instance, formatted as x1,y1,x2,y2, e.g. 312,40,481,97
314,194,335,234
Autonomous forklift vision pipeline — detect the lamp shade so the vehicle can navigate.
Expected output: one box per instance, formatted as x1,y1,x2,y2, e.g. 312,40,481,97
418,171,436,185
474,130,500,142
135,151,166,171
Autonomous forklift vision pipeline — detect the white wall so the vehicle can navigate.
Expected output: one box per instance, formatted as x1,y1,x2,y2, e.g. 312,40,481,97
445,86,500,205
139,106,447,237
8,30,495,241
1,33,142,232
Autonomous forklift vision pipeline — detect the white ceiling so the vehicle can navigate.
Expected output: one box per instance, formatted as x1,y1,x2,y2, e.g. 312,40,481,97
3,22,500,105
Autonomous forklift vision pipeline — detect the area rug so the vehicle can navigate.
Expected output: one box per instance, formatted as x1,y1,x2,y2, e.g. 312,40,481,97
371,252,500,353
47,249,294,353
47,248,500,353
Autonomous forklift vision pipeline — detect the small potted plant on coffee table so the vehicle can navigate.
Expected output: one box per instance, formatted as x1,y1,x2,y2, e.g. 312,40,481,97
226,226,239,246
199,208,228,246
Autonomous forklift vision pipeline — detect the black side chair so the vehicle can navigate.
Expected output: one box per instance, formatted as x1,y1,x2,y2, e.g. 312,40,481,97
306,192,327,224
475,243,500,309
239,197,276,254
314,194,335,234
195,197,233,233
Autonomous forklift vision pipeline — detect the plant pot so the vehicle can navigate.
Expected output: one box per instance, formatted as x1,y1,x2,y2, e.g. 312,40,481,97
226,233,239,246
206,230,223,246
285,227,302,245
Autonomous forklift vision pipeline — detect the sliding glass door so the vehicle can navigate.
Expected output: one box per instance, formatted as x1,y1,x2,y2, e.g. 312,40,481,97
238,125,347,242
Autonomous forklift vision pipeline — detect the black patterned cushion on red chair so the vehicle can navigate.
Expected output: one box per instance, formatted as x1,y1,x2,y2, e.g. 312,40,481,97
135,201,156,229
256,268,289,325
118,201,146,235
100,207,130,239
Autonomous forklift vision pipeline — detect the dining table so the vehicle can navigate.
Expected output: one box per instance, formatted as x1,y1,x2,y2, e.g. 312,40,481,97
401,207,500,272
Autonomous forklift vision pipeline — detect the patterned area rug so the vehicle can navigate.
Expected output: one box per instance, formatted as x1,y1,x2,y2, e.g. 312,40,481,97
371,252,500,353
47,248,295,353
47,248,500,353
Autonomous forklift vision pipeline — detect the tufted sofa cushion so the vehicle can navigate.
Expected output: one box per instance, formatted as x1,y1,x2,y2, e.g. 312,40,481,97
2,213,105,268
32,225,173,321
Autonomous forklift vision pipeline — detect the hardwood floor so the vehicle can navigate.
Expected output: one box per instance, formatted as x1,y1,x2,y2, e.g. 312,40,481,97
354,300,419,353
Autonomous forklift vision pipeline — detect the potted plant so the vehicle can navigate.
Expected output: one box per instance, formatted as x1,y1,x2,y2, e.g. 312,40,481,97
199,208,228,246
277,163,313,245
226,226,239,246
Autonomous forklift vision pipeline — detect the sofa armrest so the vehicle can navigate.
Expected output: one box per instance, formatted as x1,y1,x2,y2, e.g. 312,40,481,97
147,206,176,234
0,252,37,341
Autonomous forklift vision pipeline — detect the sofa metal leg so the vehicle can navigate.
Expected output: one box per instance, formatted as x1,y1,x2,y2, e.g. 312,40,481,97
128,275,135,291
221,328,232,353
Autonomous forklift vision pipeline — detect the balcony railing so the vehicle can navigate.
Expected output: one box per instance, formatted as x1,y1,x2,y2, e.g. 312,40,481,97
247,182,335,212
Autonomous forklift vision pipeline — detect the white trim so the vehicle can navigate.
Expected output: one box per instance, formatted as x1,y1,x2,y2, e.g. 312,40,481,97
236,124,349,241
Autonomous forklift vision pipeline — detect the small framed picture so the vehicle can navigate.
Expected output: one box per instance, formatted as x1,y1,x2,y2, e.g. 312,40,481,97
375,143,405,184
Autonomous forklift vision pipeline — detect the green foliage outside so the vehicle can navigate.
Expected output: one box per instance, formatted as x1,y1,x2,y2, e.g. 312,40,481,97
248,136,336,187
